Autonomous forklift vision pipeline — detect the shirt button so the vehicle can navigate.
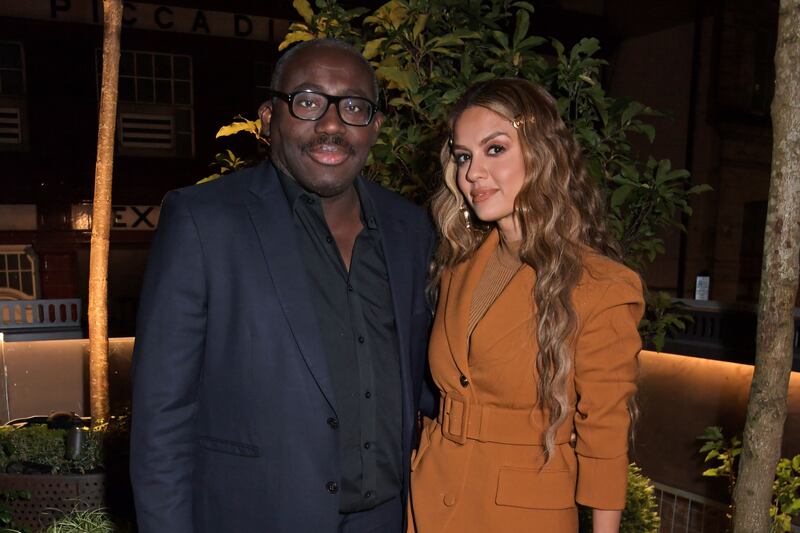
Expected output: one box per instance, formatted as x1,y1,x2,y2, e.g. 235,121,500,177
364,442,371,449
326,235,333,243
327,481,338,493
327,417,339,429
459,374,469,387
364,391,372,399
358,336,365,344
365,490,374,498
347,284,354,292
443,493,456,506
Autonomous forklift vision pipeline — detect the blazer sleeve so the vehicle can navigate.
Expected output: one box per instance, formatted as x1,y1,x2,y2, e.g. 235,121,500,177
573,270,644,510
130,190,207,533
417,224,438,419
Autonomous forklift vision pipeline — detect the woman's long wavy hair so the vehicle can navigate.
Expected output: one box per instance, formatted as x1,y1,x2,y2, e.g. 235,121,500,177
430,78,624,460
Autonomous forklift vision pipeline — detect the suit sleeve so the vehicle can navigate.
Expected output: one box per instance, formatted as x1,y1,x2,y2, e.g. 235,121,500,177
417,221,438,419
573,271,644,510
130,190,207,533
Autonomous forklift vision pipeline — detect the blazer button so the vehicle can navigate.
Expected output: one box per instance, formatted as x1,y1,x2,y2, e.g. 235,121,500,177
443,493,456,506
327,481,338,494
459,374,469,387
327,417,339,429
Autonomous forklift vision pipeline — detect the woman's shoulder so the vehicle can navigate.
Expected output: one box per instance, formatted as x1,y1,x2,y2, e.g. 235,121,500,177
579,252,640,288
574,252,643,315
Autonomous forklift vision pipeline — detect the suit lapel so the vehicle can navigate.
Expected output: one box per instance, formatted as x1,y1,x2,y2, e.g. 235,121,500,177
245,163,336,411
366,182,416,424
444,229,500,379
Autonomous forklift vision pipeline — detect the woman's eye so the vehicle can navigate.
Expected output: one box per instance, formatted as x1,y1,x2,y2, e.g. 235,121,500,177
487,144,506,155
455,153,470,165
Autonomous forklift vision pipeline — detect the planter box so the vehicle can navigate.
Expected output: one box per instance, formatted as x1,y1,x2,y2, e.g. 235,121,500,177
0,472,105,530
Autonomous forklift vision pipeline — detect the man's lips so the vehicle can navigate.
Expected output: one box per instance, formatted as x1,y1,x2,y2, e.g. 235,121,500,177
306,143,349,166
470,188,498,203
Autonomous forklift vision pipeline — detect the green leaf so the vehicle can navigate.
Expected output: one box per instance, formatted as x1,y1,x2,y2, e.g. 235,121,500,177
492,31,509,49
293,0,314,25
376,66,419,91
688,184,713,194
279,30,315,51
216,120,260,139
611,185,633,209
412,13,429,40
363,38,386,60
513,10,530,48
511,1,535,13
621,101,646,126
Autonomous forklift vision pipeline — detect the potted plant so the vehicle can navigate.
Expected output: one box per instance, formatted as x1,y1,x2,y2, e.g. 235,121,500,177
0,413,130,531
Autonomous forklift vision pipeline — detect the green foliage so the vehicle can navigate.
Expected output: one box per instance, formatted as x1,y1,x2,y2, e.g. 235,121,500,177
43,508,116,533
639,291,691,352
578,463,660,532
0,416,131,475
771,456,800,532
0,489,30,533
699,426,800,532
207,0,712,345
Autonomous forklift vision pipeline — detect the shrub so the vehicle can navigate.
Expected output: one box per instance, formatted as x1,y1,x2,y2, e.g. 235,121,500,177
699,426,800,532
578,463,660,533
207,0,710,349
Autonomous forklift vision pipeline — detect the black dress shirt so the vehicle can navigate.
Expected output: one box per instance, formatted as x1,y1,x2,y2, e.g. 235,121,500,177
278,171,403,513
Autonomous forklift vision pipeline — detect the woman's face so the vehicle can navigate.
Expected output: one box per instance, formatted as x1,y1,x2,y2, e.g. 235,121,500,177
453,106,526,242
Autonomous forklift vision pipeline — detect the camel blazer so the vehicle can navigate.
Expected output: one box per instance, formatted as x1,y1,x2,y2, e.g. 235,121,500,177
409,230,644,533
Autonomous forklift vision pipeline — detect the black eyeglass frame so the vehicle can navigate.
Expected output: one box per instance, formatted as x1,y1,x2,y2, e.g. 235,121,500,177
268,89,381,127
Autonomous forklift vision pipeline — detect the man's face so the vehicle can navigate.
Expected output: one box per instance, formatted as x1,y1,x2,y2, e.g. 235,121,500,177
263,46,382,198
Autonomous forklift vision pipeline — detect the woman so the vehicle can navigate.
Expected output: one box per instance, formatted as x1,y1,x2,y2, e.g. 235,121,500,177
408,78,644,533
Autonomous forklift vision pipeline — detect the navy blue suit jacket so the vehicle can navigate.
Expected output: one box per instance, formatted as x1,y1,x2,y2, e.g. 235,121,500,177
130,162,435,533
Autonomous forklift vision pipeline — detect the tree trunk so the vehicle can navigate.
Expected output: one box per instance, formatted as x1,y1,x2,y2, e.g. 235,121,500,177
88,0,123,425
731,1,800,531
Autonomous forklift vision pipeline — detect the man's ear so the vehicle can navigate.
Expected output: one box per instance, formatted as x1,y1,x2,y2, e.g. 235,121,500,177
371,111,384,135
258,101,273,137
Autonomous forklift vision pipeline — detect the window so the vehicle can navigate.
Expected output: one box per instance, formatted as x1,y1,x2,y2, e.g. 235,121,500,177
0,42,25,97
0,246,38,300
0,42,26,148
97,50,194,157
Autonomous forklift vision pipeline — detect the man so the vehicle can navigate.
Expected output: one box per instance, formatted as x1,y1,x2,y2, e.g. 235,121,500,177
130,39,435,533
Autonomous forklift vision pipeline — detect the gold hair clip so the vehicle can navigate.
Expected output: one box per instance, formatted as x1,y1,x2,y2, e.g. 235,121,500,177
511,115,535,129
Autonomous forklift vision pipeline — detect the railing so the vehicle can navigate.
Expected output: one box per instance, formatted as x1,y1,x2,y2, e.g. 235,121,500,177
0,299,83,341
661,299,800,371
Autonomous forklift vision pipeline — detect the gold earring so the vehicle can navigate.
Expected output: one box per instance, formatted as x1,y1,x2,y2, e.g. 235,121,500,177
460,203,471,230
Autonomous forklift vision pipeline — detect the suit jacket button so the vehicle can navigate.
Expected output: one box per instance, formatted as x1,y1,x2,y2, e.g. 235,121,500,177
327,481,338,494
443,493,456,506
459,374,469,387
327,417,339,429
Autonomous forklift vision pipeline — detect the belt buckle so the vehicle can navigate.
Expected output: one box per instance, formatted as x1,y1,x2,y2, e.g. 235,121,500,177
441,393,469,445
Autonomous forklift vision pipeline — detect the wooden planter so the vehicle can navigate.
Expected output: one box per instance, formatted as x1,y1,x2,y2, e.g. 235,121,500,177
0,472,105,530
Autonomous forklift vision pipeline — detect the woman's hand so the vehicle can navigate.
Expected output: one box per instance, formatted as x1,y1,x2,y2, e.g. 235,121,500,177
592,509,621,533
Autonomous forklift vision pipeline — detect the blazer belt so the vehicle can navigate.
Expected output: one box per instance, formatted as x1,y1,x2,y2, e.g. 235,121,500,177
437,391,573,446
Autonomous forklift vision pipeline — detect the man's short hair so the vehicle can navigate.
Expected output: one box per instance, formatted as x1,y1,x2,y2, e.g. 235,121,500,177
269,38,380,102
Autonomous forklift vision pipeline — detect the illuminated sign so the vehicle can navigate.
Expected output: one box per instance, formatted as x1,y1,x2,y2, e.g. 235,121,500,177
0,0,291,42
71,204,160,231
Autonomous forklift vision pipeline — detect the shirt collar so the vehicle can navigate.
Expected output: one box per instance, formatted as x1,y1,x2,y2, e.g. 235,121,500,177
275,167,379,230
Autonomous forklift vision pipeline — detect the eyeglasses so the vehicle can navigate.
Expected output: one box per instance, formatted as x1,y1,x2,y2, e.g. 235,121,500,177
269,89,380,127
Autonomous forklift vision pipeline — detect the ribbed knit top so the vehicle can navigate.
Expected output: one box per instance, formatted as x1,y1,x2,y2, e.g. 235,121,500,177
468,238,523,336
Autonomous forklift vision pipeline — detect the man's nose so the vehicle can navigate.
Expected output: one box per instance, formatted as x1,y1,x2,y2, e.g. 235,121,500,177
315,102,346,134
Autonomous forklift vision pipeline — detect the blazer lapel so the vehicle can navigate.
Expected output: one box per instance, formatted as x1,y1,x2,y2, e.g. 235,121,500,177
369,184,414,403
245,162,336,412
443,229,500,380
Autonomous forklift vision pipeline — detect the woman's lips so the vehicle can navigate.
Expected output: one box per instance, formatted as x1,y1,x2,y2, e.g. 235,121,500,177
471,188,498,203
